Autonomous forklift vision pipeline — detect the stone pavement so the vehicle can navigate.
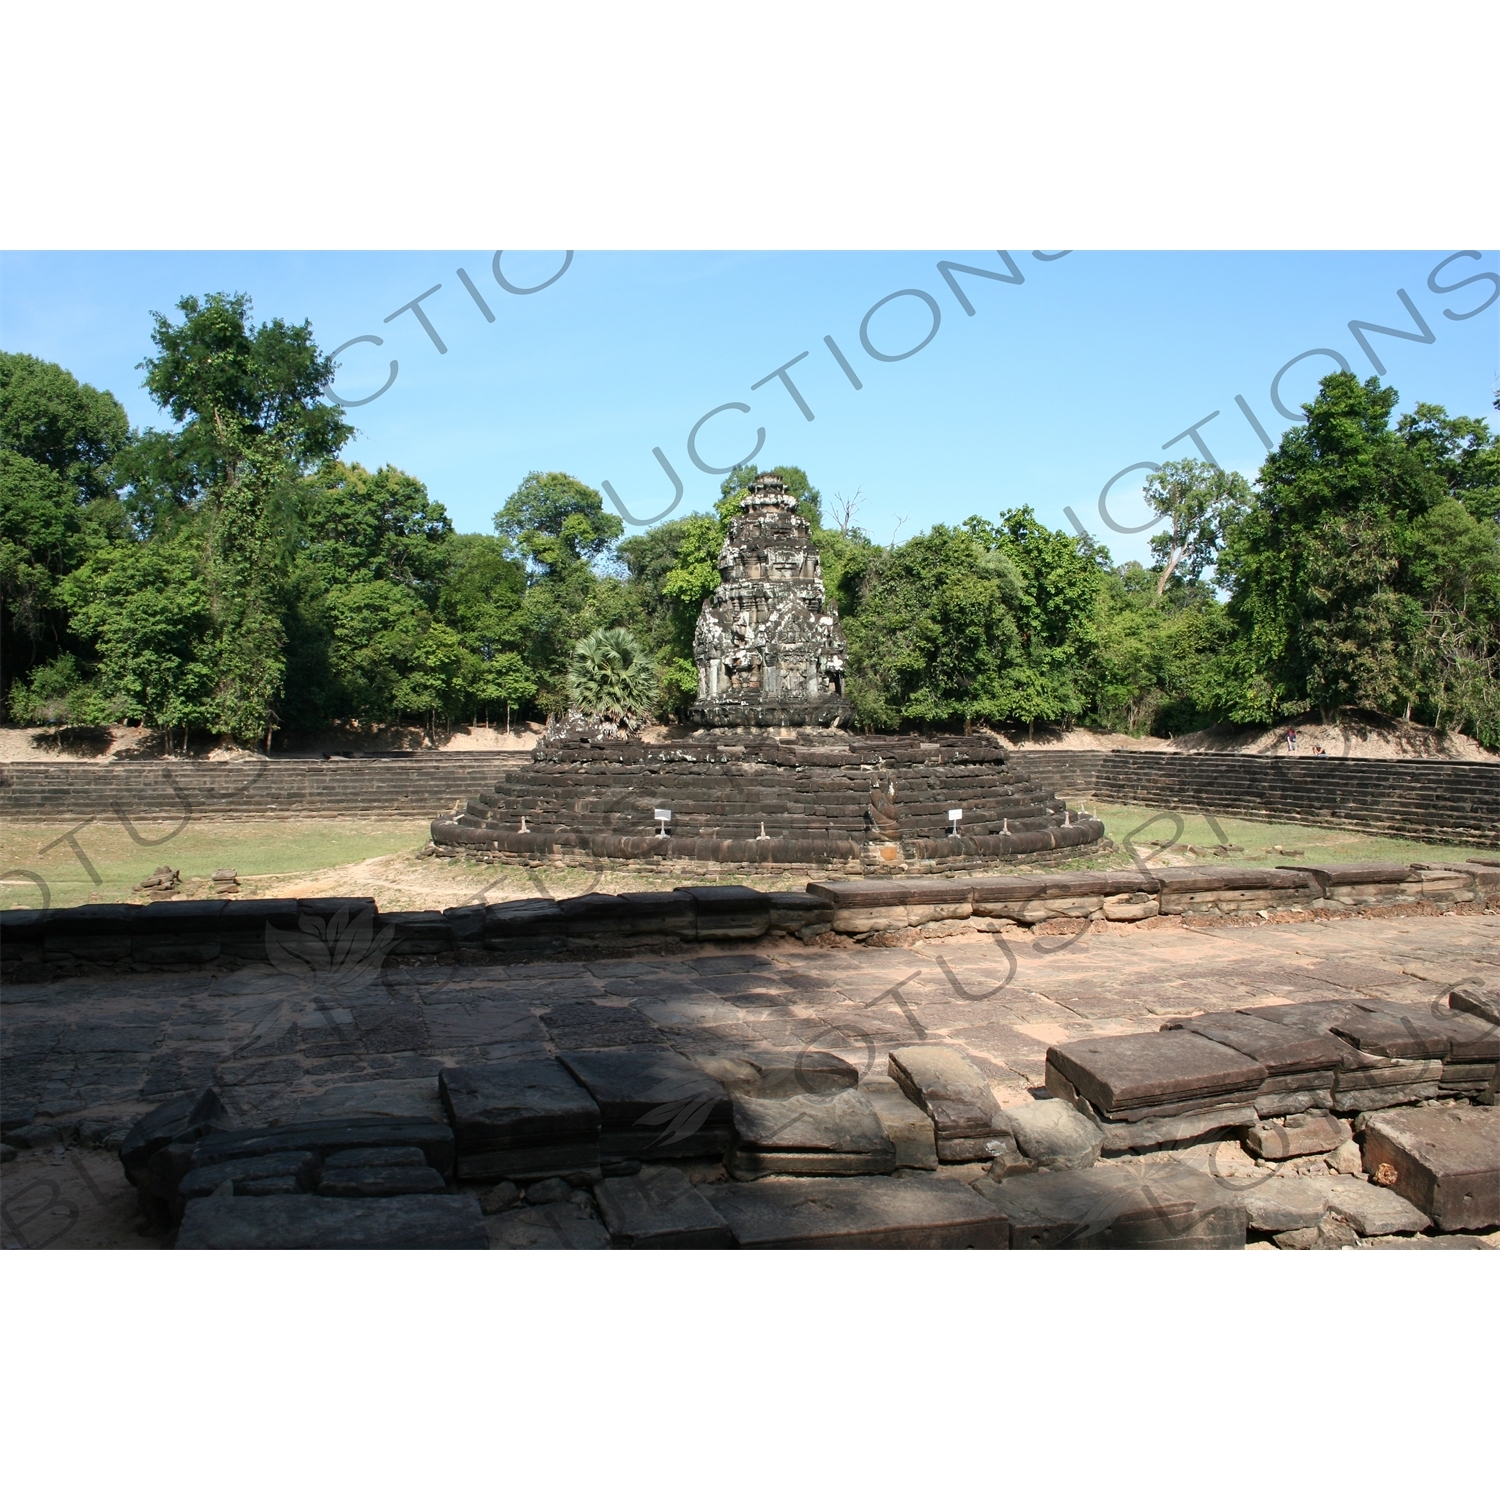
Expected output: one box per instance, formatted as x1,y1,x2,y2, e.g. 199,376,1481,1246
3,911,1496,1248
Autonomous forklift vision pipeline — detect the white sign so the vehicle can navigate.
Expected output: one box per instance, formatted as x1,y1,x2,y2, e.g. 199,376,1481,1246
947,809,963,821
654,808,672,822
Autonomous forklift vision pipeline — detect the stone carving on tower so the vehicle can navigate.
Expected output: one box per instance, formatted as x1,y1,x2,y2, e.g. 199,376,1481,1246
690,472,849,727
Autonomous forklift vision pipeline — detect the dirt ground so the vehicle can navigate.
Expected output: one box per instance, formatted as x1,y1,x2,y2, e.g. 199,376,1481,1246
2,802,1494,913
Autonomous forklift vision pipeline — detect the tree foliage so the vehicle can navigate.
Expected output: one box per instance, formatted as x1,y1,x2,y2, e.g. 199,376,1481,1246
5,311,1497,750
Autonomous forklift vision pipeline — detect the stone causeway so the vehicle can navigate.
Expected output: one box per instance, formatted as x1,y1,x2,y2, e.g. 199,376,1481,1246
3,864,1496,1251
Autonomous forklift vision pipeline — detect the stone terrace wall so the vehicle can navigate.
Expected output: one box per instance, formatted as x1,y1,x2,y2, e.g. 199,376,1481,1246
0,753,529,822
1009,750,1500,848
4,859,1494,982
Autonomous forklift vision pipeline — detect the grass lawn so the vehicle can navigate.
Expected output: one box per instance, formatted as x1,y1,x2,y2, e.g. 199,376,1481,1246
1064,802,1495,872
1,802,1491,912
0,818,432,910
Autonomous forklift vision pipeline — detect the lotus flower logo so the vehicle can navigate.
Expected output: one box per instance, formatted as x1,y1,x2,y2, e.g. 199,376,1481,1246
264,904,395,991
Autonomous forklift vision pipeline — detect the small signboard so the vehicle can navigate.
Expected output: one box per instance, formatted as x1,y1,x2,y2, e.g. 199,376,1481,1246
947,809,963,821
654,808,672,822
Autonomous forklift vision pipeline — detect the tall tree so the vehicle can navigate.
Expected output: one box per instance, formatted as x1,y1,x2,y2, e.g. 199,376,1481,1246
0,352,130,711
1141,457,1250,595
132,292,351,741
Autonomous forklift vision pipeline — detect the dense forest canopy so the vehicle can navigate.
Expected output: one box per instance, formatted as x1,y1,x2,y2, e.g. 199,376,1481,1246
2,293,1497,747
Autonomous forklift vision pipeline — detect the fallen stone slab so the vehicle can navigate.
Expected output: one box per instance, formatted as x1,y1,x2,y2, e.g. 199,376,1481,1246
715,1050,861,1099
1357,1234,1495,1250
861,1082,939,1170
1324,1175,1432,1237
1162,1013,1344,1075
177,1193,485,1249
1238,1176,1340,1234
1333,1080,1442,1113
1254,1086,1336,1118
594,1165,733,1248
119,1087,227,1185
440,1061,600,1181
1449,986,1500,1026
177,1152,322,1200
1331,1010,1455,1061
997,1097,1103,1171
701,1176,1009,1249
1361,1106,1500,1231
1099,1104,1258,1155
1246,1114,1351,1161
888,1046,1001,1161
558,1048,731,1161
727,1091,898,1178
974,1160,1245,1249
1046,1032,1266,1115
188,1118,456,1176
486,1203,612,1249
316,1162,448,1197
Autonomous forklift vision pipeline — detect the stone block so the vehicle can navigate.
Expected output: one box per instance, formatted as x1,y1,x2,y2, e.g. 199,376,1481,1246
218,899,302,959
974,1159,1245,1249
997,1097,1103,1171
701,1176,1009,1249
1361,1106,1500,1231
177,1194,486,1249
678,885,771,940
716,1050,860,1099
1238,1176,1339,1233
1331,1011,1455,1061
119,1087,227,1185
1046,1032,1266,1115
177,1152,321,1199
315,1147,446,1197
440,1061,600,1180
483,898,566,952
727,1091,898,1178
1102,892,1159,921
541,1002,662,1050
1333,1082,1441,1113
861,1082,939,1170
130,900,227,963
1254,1088,1336,1118
594,1165,733,1248
830,904,912,935
1323,1176,1432,1237
888,1045,1000,1158
616,890,698,937
1099,1104,1258,1154
44,904,135,962
1246,1114,1351,1160
767,893,834,933
1449,986,1500,1027
558,1048,732,1160
188,1118,456,1175
486,1203,612,1249
1163,1013,1344,1074
380,910,454,956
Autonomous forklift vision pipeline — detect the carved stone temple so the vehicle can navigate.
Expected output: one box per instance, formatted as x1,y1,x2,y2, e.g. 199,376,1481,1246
689,472,848,728
429,471,1105,872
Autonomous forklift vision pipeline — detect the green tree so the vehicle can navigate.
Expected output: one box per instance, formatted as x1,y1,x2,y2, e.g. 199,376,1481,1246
566,626,656,723
495,471,631,714
0,352,130,711
1141,457,1251,594
60,531,218,744
131,292,352,742
1217,372,1499,738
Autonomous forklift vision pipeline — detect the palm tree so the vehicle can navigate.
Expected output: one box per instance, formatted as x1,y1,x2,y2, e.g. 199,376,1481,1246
566,627,657,724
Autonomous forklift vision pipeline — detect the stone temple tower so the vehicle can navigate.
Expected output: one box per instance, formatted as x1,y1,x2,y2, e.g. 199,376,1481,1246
690,472,849,728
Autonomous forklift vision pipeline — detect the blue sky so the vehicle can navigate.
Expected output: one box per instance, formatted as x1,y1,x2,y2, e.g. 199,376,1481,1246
2,250,1495,565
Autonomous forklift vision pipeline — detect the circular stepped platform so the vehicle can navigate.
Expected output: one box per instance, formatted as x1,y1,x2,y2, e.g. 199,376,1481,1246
429,733,1105,873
